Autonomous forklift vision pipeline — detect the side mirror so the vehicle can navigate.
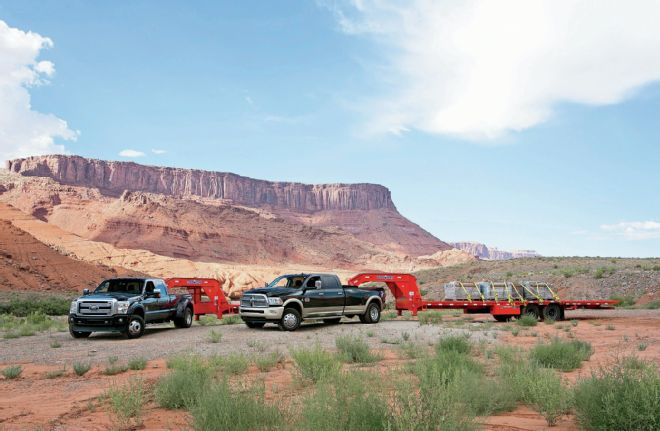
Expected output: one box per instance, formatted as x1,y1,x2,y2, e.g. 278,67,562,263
83,288,90,295
314,280,322,289
153,291,161,299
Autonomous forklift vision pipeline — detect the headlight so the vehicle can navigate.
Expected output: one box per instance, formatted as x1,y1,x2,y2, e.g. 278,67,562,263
116,301,130,314
70,301,77,314
267,297,283,306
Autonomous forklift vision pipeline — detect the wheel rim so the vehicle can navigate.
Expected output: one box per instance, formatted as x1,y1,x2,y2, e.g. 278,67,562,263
128,319,142,335
369,305,379,321
185,309,192,325
282,313,298,329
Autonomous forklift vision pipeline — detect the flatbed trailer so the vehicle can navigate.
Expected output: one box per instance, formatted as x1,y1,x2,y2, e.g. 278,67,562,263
166,278,239,320
347,273,617,321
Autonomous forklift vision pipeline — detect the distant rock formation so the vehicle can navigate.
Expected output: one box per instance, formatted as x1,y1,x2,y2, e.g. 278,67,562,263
450,242,540,260
7,155,394,212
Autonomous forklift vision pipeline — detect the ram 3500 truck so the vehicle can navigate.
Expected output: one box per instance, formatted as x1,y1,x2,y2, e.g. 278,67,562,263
239,273,385,331
68,278,194,339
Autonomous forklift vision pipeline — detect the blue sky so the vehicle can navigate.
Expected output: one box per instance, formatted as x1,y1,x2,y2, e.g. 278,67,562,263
0,1,658,257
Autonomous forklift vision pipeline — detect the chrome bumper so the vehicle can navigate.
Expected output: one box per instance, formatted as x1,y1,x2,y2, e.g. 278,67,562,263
239,306,284,320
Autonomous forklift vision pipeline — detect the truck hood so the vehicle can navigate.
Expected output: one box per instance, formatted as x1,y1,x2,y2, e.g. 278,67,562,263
78,293,141,302
244,287,301,297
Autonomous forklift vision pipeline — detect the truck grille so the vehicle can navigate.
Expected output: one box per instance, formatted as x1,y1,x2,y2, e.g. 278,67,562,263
240,294,268,308
78,300,114,316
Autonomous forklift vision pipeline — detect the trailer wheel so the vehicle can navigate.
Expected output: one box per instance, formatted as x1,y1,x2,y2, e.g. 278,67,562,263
543,304,563,321
278,308,301,331
174,306,193,328
522,305,540,320
245,321,265,329
363,302,381,324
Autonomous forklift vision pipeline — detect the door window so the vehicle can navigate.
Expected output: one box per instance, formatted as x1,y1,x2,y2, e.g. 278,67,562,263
305,276,321,288
320,275,341,290
154,280,167,297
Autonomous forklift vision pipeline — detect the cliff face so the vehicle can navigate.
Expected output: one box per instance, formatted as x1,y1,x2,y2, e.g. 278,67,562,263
451,242,540,260
7,155,394,212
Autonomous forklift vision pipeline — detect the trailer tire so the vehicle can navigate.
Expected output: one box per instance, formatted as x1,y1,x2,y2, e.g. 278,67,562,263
543,304,563,321
278,308,301,331
174,306,193,328
363,302,381,324
245,321,265,329
522,304,540,320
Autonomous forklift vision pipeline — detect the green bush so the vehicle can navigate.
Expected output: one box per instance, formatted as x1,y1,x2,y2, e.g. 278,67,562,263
418,311,443,325
399,342,427,359
642,300,660,309
336,335,380,363
128,356,147,370
530,338,592,371
208,329,222,343
219,314,242,325
50,339,62,348
575,359,660,431
0,296,71,316
436,335,471,355
2,365,22,379
610,295,636,307
210,353,250,375
299,371,390,431
290,344,340,383
45,368,66,379
517,314,538,327
381,310,398,320
156,361,211,409
107,379,145,426
255,351,284,372
73,362,91,376
192,380,281,431
104,356,128,375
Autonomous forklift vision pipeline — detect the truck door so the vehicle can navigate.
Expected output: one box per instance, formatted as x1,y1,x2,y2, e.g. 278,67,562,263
143,281,160,322
154,280,171,319
302,275,343,318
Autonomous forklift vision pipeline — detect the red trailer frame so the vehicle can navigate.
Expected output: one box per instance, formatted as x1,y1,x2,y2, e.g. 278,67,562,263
166,278,239,320
347,273,617,320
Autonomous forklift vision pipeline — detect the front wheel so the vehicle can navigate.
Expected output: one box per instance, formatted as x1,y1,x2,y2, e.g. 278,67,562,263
362,302,381,324
69,327,91,339
174,306,193,328
278,308,301,331
126,315,145,339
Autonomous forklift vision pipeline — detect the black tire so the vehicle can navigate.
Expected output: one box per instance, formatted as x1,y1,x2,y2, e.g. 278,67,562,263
522,304,540,320
278,308,301,331
543,303,563,321
363,302,381,324
69,327,91,339
174,306,194,328
245,321,265,329
125,315,145,339
358,314,367,323
323,318,342,325
494,315,511,322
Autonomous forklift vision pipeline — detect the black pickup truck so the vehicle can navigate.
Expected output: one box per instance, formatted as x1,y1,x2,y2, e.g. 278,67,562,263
239,273,386,331
68,278,194,339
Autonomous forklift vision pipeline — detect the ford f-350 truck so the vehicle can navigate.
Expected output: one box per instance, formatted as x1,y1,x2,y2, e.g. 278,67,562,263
239,273,385,331
69,278,194,339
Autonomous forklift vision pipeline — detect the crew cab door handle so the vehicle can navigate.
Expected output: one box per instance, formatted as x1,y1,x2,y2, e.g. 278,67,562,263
318,292,324,296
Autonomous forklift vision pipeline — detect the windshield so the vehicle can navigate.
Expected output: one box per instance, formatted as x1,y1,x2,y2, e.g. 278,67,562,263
267,275,305,288
95,279,144,295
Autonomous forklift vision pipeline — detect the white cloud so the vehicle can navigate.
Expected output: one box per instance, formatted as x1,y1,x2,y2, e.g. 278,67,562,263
118,149,146,158
600,221,660,240
151,148,167,155
326,1,660,139
0,20,77,161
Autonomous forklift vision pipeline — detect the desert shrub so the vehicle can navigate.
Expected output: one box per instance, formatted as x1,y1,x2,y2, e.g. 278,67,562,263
197,315,219,326
418,311,443,325
381,310,398,320
336,335,380,363
218,314,242,325
50,339,62,348
530,338,592,371
208,329,222,343
571,319,579,327
192,380,281,431
107,379,145,427
399,342,427,359
610,295,636,307
638,342,648,351
255,351,284,372
2,365,22,379
128,356,147,370
574,359,660,431
436,335,471,355
299,371,389,431
104,356,128,375
166,353,206,370
45,367,66,379
511,327,520,336
290,344,340,383
0,296,71,316
210,353,250,375
156,361,211,409
73,362,91,376
642,300,660,309
517,314,538,327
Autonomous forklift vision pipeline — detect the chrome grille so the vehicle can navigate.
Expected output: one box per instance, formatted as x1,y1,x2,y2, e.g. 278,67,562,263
240,294,268,308
78,300,114,316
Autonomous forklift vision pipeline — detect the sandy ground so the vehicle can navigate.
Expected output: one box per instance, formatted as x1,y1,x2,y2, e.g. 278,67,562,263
0,309,658,430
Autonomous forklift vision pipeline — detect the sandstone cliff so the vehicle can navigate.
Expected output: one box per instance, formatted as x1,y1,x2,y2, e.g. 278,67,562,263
7,155,394,212
451,242,540,260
